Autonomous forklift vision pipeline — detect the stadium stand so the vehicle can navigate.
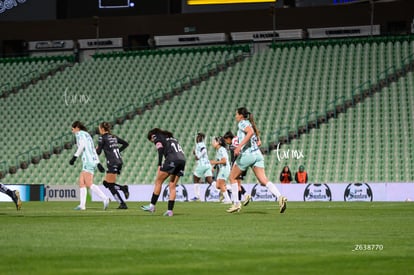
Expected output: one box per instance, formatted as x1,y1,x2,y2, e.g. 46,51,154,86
1,36,413,184
269,70,414,183
0,46,249,183
0,55,74,98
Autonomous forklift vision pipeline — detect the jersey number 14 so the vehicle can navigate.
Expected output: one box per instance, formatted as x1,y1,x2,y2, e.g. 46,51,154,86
171,143,183,153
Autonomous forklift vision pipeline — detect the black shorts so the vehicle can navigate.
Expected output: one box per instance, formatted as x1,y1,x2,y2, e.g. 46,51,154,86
161,159,186,177
107,163,122,175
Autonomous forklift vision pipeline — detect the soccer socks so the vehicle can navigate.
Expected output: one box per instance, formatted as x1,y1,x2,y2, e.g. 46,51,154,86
168,200,175,211
6,189,14,199
231,183,240,205
90,184,108,201
266,182,282,198
114,184,121,190
104,181,125,204
194,183,201,198
103,181,122,191
238,186,247,201
79,187,87,209
223,190,231,202
241,185,246,196
109,185,124,204
211,181,220,191
214,181,231,202
150,193,160,206
0,183,13,198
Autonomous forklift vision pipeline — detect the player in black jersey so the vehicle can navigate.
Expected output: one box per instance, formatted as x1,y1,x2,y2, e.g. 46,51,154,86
0,183,22,210
223,131,251,206
141,128,186,217
96,122,129,209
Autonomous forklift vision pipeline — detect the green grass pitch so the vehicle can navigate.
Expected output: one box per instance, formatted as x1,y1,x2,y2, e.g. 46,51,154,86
1,201,413,274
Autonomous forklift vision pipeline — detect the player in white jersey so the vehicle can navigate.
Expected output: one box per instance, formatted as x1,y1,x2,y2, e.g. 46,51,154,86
227,107,287,214
69,121,109,211
191,133,214,201
210,137,232,204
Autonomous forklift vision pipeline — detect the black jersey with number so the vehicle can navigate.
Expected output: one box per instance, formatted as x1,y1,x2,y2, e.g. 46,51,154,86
152,133,186,163
96,133,129,166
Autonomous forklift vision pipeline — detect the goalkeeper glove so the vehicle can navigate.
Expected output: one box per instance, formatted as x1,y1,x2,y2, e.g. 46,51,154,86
97,163,105,173
69,156,77,165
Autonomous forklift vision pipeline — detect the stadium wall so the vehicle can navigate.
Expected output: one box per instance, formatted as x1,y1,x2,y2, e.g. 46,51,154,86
2,183,413,202
89,183,414,202
0,1,412,42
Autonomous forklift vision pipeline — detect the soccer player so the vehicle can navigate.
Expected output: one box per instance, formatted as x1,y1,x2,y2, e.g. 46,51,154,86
227,107,287,214
0,183,22,210
96,122,129,209
191,132,214,201
223,131,251,206
210,137,232,204
69,121,110,211
141,128,186,217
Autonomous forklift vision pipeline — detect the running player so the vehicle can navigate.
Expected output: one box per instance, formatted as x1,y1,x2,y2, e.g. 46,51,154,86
210,136,232,204
69,121,110,211
96,122,129,209
227,107,287,213
223,131,251,206
141,128,186,217
0,183,22,210
191,132,214,201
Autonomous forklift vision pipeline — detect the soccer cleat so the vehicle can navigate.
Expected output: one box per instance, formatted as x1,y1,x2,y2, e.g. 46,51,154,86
74,206,86,211
103,198,110,210
118,203,128,209
278,196,287,213
190,197,200,202
226,204,241,213
122,185,129,200
163,210,173,217
12,190,22,211
243,194,252,207
141,204,155,213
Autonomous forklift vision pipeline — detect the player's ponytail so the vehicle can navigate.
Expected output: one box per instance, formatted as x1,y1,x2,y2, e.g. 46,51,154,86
99,122,112,134
237,107,260,138
72,121,87,131
162,130,174,138
214,136,226,147
196,132,205,143
249,113,260,138
223,131,234,140
147,128,174,141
